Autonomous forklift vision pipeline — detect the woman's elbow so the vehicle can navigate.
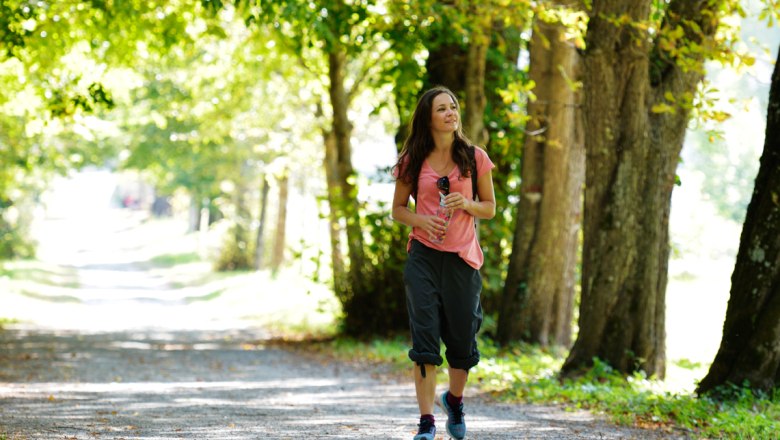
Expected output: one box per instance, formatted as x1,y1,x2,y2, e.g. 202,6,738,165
484,202,496,219
391,206,406,223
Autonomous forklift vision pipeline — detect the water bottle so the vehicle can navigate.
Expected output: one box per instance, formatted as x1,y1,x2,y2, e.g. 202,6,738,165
431,192,451,243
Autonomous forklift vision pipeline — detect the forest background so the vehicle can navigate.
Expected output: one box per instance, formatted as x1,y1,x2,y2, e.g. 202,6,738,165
1,0,780,436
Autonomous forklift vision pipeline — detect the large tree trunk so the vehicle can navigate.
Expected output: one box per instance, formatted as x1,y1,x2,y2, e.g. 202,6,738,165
271,170,289,272
696,46,780,395
561,0,721,379
497,7,584,347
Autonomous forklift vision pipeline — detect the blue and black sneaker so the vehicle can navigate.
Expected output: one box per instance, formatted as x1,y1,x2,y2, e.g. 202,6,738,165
413,417,436,440
438,391,466,439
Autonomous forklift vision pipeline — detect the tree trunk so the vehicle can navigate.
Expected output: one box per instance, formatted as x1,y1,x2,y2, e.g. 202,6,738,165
561,0,721,379
696,46,780,395
463,7,490,147
478,15,523,315
426,42,466,93
217,161,253,271
253,175,270,271
325,46,367,304
497,8,584,347
271,170,289,272
322,127,347,295
188,192,202,233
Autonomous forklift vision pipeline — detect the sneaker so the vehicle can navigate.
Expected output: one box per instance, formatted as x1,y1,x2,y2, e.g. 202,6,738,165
438,391,466,439
413,417,436,440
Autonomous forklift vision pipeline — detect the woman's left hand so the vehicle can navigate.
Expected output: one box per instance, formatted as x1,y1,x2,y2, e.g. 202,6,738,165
444,192,470,211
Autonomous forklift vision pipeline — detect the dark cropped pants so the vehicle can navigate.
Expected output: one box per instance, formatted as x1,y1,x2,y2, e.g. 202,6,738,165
404,240,483,371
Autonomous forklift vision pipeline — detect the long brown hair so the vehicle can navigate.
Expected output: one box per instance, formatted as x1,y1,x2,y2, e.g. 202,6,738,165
394,86,474,198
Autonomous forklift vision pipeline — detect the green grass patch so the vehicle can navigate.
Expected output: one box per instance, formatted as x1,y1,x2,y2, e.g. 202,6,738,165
184,289,225,303
146,252,202,268
673,358,703,370
170,269,247,289
20,290,81,304
254,308,341,341
0,318,20,330
0,260,79,287
314,335,780,439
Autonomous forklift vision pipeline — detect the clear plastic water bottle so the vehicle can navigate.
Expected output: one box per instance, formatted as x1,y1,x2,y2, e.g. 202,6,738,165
431,192,451,243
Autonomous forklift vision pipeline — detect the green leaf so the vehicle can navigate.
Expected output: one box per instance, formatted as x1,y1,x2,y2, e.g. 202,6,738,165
651,103,676,114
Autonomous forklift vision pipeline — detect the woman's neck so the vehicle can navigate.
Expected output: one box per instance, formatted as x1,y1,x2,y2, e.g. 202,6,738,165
432,132,454,153
428,132,455,176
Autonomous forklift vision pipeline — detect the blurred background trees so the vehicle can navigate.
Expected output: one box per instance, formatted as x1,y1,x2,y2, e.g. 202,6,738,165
1,0,779,395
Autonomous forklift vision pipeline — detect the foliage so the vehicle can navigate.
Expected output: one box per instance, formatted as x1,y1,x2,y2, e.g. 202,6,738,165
0,214,34,260
214,222,253,271
0,0,199,258
338,198,410,337
479,24,531,310
684,130,759,222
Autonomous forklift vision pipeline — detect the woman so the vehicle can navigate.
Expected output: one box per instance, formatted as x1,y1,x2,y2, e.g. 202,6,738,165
392,86,496,440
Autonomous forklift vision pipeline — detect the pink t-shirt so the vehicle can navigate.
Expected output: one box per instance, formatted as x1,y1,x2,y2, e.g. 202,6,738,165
398,147,495,269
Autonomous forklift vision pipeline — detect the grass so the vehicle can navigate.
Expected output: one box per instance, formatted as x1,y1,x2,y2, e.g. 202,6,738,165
19,290,81,303
302,335,780,440
146,252,203,268
0,318,19,330
184,288,225,303
0,260,79,287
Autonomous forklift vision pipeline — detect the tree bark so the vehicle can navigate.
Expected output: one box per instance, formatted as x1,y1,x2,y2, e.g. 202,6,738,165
561,0,721,379
497,8,584,347
217,161,253,271
271,170,289,272
426,42,466,93
696,45,780,394
322,127,347,295
477,14,523,315
253,175,270,271
463,6,490,147
326,45,366,302
188,192,202,234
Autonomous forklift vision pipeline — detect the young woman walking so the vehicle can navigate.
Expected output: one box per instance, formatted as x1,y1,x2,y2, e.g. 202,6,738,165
392,86,496,440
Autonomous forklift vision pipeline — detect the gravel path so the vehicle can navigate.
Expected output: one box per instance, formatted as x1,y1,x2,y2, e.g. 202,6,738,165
0,326,680,439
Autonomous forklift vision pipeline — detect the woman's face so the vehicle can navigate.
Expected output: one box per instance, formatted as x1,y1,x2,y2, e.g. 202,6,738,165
429,92,459,134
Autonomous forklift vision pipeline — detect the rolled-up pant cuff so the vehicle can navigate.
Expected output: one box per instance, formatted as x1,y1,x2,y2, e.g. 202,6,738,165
446,353,480,371
408,349,443,366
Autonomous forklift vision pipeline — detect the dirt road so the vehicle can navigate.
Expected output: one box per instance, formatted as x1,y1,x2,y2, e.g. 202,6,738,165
0,325,680,439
